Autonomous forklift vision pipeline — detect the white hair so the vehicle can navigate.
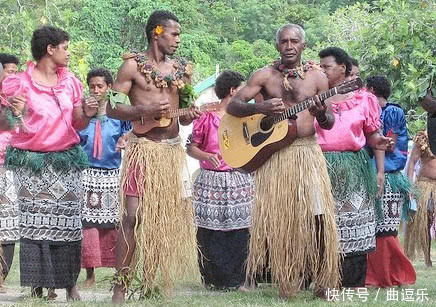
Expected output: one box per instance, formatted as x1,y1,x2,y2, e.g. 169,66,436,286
275,24,305,44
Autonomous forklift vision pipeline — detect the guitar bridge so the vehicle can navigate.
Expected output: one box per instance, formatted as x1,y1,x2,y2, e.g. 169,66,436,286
242,122,250,144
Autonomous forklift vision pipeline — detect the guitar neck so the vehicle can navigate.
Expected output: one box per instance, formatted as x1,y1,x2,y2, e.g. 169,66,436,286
272,87,339,124
166,103,218,118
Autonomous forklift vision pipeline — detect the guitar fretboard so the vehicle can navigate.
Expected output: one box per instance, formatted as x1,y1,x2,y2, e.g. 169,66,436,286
166,103,219,119
271,87,339,124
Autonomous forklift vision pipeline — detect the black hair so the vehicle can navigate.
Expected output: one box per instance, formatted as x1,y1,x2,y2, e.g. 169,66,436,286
214,70,245,99
350,57,359,67
366,75,391,100
145,10,180,43
319,47,352,77
31,26,70,61
87,68,113,86
0,53,19,66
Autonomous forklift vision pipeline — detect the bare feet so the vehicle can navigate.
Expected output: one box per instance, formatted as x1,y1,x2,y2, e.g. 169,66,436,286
84,277,96,288
112,284,126,305
0,285,6,294
66,286,81,301
46,288,57,301
278,286,296,300
236,285,250,293
84,268,96,288
314,286,335,301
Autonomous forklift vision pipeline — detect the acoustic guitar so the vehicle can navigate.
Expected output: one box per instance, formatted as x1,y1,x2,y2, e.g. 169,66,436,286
218,78,363,172
132,102,219,134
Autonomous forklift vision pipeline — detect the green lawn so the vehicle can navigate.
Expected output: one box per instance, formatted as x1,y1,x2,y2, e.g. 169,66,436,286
1,237,436,306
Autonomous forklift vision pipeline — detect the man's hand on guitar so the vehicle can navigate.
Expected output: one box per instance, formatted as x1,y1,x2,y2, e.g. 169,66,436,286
205,153,221,168
308,95,327,118
180,105,202,125
139,100,171,119
257,98,285,115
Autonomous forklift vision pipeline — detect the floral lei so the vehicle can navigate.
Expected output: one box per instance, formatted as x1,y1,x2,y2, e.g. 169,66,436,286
271,59,320,91
415,130,435,159
122,52,193,89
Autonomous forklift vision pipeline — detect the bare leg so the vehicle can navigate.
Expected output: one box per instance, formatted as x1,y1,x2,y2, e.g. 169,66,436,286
112,196,140,304
425,211,434,267
84,268,96,287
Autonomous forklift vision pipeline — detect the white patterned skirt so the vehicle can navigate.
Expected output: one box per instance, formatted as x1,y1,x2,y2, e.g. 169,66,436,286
193,169,254,231
81,168,120,228
0,166,19,243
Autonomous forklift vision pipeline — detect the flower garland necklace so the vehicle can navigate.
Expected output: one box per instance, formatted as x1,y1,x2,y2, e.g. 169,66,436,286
122,52,193,90
271,59,320,91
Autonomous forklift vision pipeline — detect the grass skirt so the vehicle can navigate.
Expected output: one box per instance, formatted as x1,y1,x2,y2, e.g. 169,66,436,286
247,136,340,292
404,177,436,260
119,135,197,296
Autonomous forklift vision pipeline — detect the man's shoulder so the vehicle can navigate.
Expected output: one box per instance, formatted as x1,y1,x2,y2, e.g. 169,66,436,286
250,65,275,81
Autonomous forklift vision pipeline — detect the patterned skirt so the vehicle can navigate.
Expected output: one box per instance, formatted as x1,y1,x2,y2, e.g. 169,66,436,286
376,172,411,236
193,169,254,231
14,165,83,242
0,166,19,243
20,239,81,288
81,167,120,228
325,150,377,255
13,164,83,288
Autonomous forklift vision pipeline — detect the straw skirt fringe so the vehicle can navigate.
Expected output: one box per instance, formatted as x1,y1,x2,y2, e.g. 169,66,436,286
404,177,436,260
119,136,198,295
247,136,340,292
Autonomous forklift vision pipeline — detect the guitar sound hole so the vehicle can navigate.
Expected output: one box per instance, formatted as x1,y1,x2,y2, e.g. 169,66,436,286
260,118,273,131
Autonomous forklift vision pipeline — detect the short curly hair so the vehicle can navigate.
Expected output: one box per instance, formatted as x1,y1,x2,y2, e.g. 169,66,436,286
366,75,391,100
31,26,70,61
145,10,179,43
0,53,19,66
319,47,352,77
87,68,113,86
214,70,245,100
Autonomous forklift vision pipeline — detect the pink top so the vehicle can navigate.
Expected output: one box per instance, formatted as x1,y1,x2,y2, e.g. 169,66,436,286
2,61,83,152
191,112,231,171
315,89,381,152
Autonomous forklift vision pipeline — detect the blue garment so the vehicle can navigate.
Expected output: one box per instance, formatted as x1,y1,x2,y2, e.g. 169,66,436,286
79,116,131,169
381,103,408,172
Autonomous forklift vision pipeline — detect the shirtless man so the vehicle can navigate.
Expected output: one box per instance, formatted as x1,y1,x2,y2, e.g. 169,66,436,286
106,10,200,303
405,130,436,267
226,24,340,299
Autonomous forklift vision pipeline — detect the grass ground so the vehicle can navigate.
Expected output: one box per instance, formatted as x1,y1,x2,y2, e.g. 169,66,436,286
1,236,435,306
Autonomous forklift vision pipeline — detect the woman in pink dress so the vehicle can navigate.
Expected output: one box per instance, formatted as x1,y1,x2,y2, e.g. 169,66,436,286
316,47,393,288
187,71,254,290
0,26,98,301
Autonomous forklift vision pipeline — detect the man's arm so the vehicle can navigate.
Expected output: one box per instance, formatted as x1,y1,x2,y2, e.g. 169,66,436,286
419,91,436,113
407,143,421,180
226,69,284,117
311,71,334,130
106,59,150,121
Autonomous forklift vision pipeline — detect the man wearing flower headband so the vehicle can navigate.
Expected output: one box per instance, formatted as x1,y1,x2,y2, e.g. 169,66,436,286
226,24,340,300
106,10,200,303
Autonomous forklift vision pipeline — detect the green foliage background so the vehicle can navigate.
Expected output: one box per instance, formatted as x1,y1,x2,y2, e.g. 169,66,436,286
0,0,435,135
